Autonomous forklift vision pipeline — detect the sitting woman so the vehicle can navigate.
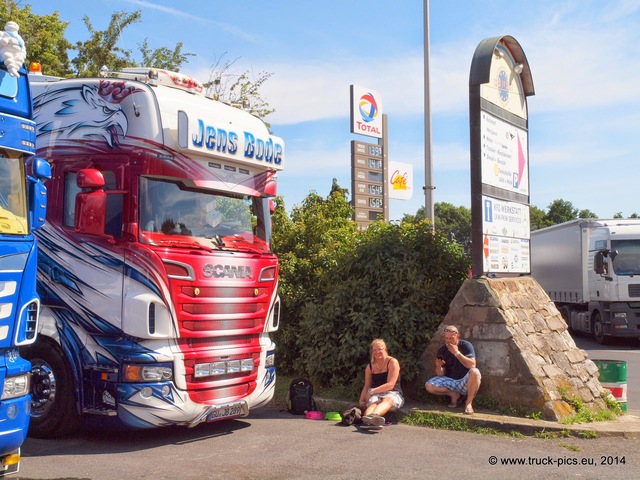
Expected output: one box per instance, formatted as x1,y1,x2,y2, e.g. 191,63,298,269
358,338,404,426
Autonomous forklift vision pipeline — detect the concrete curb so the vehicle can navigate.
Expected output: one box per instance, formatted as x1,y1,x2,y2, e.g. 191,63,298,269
315,397,640,439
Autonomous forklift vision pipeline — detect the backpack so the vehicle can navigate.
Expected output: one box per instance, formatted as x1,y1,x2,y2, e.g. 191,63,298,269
287,378,316,415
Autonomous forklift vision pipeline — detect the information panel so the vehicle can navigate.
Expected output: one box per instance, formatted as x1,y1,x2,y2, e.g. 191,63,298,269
481,111,528,196
482,234,530,274
482,196,530,239
351,140,385,229
481,195,530,273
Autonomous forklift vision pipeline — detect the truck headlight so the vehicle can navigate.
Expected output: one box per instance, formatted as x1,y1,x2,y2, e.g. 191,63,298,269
265,351,275,368
123,364,173,382
1,373,30,400
194,358,254,378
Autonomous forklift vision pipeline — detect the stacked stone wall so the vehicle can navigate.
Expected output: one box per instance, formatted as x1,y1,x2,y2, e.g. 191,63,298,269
421,276,607,420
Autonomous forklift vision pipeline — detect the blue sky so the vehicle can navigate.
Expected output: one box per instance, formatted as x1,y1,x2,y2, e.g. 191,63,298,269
27,0,640,220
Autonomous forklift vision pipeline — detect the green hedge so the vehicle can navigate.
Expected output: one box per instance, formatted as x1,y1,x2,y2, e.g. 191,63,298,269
273,214,469,390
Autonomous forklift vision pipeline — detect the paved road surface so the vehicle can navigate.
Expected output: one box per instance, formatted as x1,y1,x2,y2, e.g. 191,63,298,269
17,406,640,480
15,333,639,479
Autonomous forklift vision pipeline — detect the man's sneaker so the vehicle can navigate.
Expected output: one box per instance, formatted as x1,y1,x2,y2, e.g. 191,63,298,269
363,414,385,426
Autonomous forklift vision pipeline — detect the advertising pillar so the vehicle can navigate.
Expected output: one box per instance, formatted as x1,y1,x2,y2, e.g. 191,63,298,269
469,36,535,277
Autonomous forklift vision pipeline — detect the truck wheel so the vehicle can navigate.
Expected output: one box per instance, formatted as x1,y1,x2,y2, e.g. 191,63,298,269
593,313,609,345
560,306,573,333
21,341,80,438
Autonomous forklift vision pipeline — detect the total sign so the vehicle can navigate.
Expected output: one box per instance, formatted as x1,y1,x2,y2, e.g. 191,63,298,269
350,85,383,139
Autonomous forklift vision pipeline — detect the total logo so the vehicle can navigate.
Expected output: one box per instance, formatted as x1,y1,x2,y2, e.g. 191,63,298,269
356,92,381,135
359,92,378,123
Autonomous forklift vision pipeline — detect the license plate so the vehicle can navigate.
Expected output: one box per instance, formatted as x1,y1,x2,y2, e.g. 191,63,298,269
206,402,247,422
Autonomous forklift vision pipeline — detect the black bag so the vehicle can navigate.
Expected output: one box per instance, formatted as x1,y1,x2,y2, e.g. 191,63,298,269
287,378,316,415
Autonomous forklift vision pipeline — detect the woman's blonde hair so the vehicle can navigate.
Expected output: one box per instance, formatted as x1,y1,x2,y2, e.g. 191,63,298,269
370,338,387,364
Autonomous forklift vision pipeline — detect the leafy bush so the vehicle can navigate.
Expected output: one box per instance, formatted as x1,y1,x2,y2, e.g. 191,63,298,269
272,185,469,391
296,221,468,387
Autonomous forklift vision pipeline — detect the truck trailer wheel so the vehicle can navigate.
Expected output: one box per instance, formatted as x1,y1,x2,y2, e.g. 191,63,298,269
21,341,80,438
593,313,610,345
560,306,573,333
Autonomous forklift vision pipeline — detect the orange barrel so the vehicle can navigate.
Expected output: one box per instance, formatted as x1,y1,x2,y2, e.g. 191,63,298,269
593,359,627,413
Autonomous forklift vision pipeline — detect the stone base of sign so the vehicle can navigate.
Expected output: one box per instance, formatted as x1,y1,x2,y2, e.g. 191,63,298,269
420,276,608,421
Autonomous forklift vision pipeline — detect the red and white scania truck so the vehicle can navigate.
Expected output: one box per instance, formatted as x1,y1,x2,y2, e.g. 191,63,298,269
24,67,284,437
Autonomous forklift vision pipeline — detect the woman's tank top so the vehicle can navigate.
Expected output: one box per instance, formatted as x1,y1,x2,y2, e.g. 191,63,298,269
370,358,402,393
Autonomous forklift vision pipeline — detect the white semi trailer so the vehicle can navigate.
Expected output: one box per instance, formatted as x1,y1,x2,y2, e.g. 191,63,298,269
530,219,640,344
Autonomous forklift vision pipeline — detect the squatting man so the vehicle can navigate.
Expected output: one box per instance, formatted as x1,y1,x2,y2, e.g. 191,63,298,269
425,325,481,414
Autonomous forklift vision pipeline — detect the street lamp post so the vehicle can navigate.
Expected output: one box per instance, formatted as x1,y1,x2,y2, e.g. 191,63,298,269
423,0,435,228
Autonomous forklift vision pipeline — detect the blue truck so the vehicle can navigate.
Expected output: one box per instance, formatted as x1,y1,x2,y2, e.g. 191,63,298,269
0,21,50,477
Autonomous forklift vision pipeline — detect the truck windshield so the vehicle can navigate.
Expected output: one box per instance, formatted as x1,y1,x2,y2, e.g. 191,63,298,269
0,150,28,235
139,177,270,252
611,240,640,276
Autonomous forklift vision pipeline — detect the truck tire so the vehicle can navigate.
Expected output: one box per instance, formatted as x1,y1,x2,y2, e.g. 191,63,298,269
21,340,80,438
593,313,610,345
560,306,573,333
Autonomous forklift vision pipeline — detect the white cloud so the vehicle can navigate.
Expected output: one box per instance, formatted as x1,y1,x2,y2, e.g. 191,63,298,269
123,0,259,42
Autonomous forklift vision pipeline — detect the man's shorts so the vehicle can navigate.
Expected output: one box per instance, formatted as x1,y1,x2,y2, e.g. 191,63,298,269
367,390,405,411
426,370,478,395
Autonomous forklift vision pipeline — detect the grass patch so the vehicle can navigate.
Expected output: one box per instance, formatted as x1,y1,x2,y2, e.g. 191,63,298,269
558,442,581,452
532,428,597,440
559,393,618,425
399,411,522,437
472,396,542,419
561,409,616,424
533,429,572,439
400,410,470,430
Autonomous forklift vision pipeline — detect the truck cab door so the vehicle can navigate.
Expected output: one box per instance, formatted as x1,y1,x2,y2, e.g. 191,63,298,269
42,162,127,336
592,248,613,301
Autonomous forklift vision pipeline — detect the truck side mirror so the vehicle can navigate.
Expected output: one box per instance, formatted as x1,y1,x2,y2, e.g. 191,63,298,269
27,157,51,230
594,251,606,274
33,156,52,180
594,251,612,279
75,168,107,236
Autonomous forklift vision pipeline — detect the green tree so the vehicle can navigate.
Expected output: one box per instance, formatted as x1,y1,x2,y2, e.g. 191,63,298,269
298,220,469,388
271,184,356,372
203,53,275,122
613,212,623,219
545,199,578,225
402,206,427,224
72,10,194,76
6,5,272,119
0,1,73,77
138,39,194,71
329,177,348,199
578,209,598,219
272,181,470,389
529,205,550,231
433,202,471,256
72,10,142,76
